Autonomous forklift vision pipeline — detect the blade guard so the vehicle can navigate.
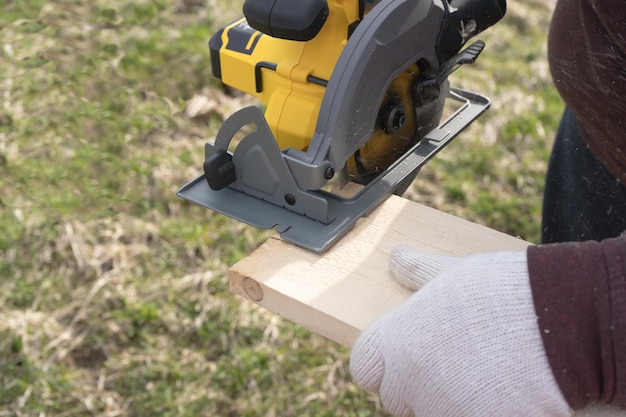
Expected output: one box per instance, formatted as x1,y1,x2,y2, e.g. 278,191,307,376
177,88,490,253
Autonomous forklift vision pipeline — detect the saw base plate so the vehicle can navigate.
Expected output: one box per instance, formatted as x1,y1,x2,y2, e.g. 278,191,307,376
177,88,489,253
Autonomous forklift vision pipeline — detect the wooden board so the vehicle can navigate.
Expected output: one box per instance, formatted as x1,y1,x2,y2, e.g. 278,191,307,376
229,194,529,347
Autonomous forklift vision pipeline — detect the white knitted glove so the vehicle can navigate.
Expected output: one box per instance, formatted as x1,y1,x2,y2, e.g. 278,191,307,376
350,246,572,417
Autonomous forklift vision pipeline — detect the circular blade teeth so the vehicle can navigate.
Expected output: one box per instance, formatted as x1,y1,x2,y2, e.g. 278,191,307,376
347,65,419,184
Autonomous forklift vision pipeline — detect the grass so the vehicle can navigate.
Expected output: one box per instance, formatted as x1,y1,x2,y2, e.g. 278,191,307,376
1,0,559,415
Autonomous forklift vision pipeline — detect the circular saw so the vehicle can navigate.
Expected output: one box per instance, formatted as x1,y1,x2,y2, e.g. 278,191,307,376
178,0,507,252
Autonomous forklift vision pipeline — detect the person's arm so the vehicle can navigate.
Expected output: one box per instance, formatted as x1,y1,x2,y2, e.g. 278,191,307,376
529,235,626,409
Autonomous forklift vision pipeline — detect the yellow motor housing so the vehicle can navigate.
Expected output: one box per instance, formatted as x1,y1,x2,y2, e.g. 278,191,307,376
209,0,361,151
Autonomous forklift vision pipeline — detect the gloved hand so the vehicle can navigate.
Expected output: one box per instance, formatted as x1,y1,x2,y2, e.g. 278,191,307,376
350,246,571,417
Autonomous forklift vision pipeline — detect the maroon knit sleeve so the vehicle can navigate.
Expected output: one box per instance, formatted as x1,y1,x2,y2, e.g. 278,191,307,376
548,0,626,183
527,235,626,410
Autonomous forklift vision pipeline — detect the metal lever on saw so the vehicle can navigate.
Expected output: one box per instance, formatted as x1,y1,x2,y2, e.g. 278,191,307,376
414,40,485,106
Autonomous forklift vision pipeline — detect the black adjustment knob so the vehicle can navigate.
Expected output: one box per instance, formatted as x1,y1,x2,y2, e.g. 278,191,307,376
204,150,236,190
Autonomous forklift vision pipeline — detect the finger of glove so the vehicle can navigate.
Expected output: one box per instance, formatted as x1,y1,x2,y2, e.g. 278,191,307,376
350,319,386,393
389,246,456,290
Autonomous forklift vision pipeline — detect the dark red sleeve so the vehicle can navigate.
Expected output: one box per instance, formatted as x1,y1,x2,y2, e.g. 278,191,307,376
548,0,626,183
528,235,626,410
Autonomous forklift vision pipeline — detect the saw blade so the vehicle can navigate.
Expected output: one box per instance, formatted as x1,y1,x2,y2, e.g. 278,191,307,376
346,63,447,185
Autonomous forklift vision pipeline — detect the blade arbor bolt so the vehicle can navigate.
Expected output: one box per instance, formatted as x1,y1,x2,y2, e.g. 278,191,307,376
382,103,406,134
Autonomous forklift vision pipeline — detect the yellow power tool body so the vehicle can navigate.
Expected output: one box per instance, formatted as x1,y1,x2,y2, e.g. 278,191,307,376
178,0,507,252
209,1,358,152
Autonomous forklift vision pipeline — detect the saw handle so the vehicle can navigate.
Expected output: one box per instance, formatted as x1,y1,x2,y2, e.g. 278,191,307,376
438,0,506,62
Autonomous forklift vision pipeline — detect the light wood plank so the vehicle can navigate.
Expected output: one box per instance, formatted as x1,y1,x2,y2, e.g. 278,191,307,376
229,194,529,347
